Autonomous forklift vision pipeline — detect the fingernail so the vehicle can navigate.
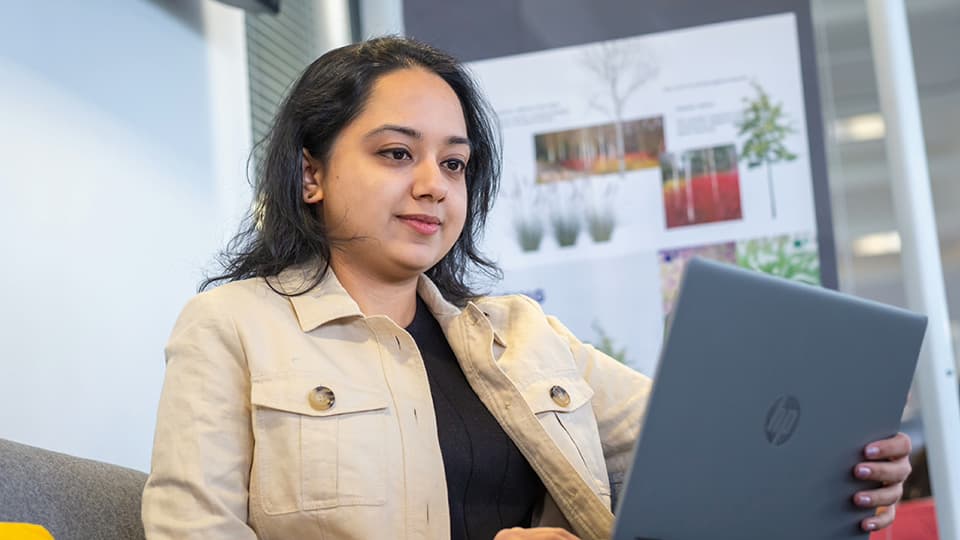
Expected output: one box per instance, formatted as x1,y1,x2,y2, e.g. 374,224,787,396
858,494,872,505
866,446,880,458
857,466,872,478
865,522,877,531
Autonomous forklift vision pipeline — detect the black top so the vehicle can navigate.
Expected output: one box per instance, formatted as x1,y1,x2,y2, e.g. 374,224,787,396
406,297,546,540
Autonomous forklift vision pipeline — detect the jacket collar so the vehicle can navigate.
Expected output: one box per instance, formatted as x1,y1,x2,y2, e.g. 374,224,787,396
417,274,508,348
275,264,364,331
277,263,507,347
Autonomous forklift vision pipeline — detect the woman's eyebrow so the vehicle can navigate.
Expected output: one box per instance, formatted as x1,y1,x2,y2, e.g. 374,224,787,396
448,135,471,148
364,124,471,148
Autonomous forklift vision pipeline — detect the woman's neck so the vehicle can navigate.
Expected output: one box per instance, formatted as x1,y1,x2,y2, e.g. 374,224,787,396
329,260,420,327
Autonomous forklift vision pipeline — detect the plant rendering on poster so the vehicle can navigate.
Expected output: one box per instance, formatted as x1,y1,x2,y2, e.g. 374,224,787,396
404,3,834,376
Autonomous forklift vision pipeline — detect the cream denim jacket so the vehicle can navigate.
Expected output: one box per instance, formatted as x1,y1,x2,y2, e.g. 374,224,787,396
142,267,652,540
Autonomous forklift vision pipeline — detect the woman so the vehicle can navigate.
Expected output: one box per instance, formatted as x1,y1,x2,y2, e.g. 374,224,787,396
142,37,912,540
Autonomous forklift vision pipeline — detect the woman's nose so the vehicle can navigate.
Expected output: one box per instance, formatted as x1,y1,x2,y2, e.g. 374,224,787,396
412,160,448,201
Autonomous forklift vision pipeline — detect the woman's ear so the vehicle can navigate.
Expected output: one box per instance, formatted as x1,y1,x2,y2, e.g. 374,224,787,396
302,148,325,204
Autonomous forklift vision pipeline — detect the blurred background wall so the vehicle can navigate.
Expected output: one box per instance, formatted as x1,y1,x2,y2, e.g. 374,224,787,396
0,0,251,471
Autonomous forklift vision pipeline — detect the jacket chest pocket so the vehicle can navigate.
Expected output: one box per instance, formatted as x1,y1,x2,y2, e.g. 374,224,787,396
522,376,611,501
251,374,389,515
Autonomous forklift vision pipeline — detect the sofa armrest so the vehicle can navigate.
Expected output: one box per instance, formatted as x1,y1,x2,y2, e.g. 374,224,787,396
0,438,147,540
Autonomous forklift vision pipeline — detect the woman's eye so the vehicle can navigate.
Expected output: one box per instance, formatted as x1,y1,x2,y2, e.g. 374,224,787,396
381,148,411,160
443,159,467,173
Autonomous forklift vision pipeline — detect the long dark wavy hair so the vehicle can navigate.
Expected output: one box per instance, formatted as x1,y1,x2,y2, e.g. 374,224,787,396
201,36,502,304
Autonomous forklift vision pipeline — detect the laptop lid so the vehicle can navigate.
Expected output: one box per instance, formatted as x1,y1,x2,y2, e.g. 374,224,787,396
612,257,927,540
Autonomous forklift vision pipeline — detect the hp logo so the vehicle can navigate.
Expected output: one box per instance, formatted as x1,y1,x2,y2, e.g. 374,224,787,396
765,395,801,446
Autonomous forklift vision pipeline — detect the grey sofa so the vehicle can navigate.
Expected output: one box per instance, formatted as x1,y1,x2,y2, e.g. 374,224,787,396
0,438,147,540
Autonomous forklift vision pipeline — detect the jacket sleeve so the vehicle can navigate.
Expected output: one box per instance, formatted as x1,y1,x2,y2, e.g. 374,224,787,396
545,315,653,508
142,292,258,539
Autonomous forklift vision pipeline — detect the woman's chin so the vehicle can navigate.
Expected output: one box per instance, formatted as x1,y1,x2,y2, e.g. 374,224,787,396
387,247,446,275
396,258,441,276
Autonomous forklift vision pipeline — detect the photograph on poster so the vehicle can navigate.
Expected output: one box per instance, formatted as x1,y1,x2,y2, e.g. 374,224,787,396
534,116,665,183
737,233,820,285
658,242,737,316
658,232,820,317
660,144,742,229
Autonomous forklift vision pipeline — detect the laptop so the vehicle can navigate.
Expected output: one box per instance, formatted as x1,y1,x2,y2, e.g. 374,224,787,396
612,257,927,540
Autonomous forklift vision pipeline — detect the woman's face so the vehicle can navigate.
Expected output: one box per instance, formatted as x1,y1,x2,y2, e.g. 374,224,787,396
302,67,470,283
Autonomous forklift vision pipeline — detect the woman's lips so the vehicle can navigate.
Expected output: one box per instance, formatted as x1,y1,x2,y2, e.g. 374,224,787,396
398,214,441,235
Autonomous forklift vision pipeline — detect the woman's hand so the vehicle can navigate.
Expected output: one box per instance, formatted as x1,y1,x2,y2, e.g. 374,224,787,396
494,527,580,540
852,432,913,532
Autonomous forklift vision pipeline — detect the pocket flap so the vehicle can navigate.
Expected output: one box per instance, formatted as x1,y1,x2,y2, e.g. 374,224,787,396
521,375,594,414
251,373,389,417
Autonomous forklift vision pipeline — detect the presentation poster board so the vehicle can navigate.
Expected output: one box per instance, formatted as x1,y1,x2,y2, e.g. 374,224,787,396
404,0,836,375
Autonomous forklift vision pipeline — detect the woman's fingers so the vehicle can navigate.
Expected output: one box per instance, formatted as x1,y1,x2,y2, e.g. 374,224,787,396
864,432,912,460
854,456,912,484
861,504,896,532
853,482,904,508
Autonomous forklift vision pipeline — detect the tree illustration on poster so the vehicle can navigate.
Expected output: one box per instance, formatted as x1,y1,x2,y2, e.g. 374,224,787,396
738,82,798,218
581,40,659,175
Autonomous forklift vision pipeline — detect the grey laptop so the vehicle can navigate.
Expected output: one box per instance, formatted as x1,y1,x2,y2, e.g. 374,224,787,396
612,257,927,540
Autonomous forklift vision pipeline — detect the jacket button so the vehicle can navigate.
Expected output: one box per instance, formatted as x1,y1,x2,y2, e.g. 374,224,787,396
308,386,335,411
550,385,570,407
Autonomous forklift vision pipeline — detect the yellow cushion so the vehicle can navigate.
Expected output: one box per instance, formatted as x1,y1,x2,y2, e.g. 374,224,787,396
0,523,54,540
